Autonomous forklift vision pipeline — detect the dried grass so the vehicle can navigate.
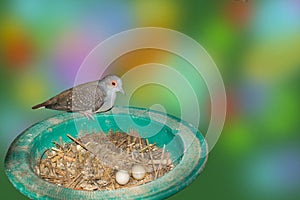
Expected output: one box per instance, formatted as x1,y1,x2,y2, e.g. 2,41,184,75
34,130,174,191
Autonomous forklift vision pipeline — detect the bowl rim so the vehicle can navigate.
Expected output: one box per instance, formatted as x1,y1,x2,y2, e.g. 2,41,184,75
5,106,208,200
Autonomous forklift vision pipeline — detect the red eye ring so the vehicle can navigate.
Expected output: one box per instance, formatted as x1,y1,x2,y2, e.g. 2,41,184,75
111,80,117,87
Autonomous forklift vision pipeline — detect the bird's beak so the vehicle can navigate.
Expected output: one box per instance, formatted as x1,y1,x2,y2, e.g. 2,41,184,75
120,87,125,94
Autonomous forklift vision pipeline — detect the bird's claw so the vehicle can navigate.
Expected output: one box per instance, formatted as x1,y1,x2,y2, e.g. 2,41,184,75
80,111,95,120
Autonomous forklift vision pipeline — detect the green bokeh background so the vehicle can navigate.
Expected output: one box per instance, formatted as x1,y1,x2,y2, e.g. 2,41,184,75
1,0,300,199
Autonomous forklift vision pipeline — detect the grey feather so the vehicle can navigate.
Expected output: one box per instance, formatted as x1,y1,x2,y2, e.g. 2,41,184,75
32,75,124,113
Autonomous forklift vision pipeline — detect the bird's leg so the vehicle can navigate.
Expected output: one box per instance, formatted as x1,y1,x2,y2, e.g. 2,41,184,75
80,111,95,120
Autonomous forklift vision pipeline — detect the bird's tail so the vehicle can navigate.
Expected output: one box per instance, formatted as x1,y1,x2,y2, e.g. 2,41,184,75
32,97,58,110
32,102,47,109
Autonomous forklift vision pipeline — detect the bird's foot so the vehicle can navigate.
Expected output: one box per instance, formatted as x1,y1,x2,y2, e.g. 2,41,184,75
80,111,95,120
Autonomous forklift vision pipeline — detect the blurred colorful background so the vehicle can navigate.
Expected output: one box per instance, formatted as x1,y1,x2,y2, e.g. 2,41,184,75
1,0,300,199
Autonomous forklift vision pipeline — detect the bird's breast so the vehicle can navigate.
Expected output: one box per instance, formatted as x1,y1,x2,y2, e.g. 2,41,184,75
96,92,116,112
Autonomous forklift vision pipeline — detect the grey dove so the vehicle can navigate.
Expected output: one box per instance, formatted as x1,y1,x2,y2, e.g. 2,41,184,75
32,75,124,118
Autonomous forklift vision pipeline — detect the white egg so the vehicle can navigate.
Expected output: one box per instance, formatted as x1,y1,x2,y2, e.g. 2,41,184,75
115,170,130,185
132,165,146,180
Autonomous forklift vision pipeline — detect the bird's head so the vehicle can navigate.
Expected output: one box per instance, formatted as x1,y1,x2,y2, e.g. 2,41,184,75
101,75,125,94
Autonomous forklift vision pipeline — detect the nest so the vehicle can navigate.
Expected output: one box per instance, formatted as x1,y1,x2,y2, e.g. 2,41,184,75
34,130,174,191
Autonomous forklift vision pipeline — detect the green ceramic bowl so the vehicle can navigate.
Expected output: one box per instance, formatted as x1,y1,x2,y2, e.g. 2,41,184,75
5,106,207,200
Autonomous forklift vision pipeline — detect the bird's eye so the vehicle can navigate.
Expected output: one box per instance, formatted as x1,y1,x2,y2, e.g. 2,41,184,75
111,80,117,87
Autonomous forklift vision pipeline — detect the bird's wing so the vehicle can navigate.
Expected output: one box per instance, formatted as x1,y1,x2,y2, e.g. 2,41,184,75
70,82,105,112
42,81,105,112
